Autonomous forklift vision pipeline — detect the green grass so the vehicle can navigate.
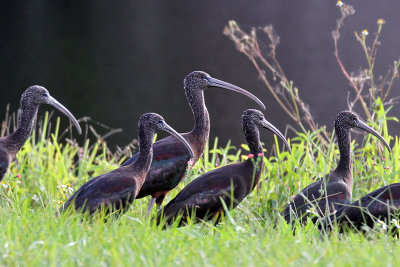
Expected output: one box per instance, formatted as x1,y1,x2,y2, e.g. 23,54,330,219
1,112,400,266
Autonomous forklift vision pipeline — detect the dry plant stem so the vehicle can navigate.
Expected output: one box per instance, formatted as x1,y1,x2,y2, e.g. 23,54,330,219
249,57,296,121
334,4,400,123
252,29,299,121
360,35,375,99
354,26,382,103
224,21,329,147
1,105,10,137
333,4,372,120
384,61,400,102
352,18,400,121
224,22,298,121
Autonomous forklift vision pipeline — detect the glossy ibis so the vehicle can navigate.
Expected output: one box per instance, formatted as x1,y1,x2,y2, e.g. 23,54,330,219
282,111,391,224
320,183,400,232
157,109,290,227
122,71,266,215
0,85,82,181
61,113,194,215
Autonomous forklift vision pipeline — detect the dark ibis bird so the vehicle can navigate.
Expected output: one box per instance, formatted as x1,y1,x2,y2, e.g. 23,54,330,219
0,85,82,181
320,183,400,231
122,71,266,215
61,113,194,215
282,111,391,224
157,109,290,226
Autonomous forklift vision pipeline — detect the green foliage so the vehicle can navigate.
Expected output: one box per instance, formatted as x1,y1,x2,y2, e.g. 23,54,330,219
0,112,400,265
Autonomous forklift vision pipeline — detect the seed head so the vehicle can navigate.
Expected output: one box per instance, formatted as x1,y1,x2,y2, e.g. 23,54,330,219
377,19,385,25
336,0,344,7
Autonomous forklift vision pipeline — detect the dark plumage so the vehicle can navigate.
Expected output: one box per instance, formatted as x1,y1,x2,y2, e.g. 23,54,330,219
282,111,391,224
0,85,81,181
122,71,266,215
320,183,400,231
61,113,194,215
157,109,290,226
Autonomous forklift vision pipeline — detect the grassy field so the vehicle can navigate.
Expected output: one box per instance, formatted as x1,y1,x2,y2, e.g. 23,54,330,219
0,111,399,266
1,3,398,266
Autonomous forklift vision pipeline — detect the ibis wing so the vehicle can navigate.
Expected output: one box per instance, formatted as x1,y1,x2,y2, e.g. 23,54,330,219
62,176,101,211
162,186,236,221
122,134,190,167
282,176,351,223
359,183,400,208
123,135,192,198
328,183,400,228
161,164,247,221
121,153,139,167
62,170,139,214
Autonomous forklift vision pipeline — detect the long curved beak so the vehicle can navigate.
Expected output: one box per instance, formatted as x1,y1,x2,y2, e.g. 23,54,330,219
355,119,391,152
207,76,266,110
261,118,291,153
47,96,82,135
162,122,195,158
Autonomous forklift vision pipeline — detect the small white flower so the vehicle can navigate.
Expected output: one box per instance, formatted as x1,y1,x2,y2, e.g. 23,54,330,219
32,194,40,203
377,220,387,230
57,184,67,190
391,218,400,228
53,200,64,205
306,207,319,216
57,184,74,193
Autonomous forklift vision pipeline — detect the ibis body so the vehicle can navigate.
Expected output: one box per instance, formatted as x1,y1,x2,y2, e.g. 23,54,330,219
61,113,194,215
158,109,290,226
282,111,391,223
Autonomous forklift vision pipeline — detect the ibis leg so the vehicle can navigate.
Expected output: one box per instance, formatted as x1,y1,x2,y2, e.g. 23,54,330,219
155,192,167,212
146,197,156,217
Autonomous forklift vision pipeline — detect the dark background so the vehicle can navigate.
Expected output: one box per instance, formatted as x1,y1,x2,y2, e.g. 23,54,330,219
1,1,399,150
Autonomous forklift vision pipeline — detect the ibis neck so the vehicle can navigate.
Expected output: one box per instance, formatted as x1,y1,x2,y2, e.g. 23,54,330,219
243,123,264,192
335,127,352,173
244,123,263,156
188,89,210,141
8,104,39,156
131,126,154,175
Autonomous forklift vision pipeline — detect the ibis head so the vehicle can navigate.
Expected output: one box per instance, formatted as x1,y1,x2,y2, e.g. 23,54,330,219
335,111,390,152
21,85,82,134
242,109,291,153
184,71,266,110
138,113,194,159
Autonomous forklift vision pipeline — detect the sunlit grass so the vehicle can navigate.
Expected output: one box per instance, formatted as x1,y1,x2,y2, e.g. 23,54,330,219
0,113,400,266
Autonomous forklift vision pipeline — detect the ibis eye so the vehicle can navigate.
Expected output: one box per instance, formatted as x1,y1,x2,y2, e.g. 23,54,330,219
203,78,211,85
